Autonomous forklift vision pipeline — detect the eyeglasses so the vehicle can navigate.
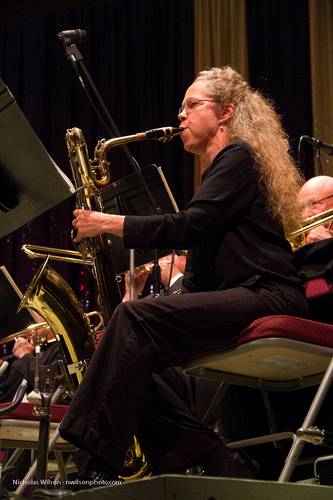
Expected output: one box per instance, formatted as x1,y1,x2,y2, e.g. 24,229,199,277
178,98,215,116
302,193,333,209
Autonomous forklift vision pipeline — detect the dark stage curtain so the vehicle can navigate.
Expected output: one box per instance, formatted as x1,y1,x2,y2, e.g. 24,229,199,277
0,0,194,299
0,0,317,307
246,0,314,179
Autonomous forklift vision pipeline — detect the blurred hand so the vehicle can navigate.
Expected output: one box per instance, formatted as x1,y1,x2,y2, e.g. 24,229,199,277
123,269,150,301
12,337,35,359
305,224,333,244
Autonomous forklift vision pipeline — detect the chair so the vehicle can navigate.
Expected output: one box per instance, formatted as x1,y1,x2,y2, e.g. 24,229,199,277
184,280,333,483
0,389,77,496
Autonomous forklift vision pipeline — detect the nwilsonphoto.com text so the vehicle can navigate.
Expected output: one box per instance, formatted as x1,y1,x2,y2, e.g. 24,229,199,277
10,478,122,487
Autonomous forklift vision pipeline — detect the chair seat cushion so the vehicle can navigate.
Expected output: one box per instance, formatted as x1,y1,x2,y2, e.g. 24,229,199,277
185,316,333,384
0,402,68,422
236,315,333,349
185,315,333,365
304,277,333,300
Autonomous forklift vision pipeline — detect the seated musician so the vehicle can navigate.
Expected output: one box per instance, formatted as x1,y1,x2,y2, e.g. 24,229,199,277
0,323,59,403
298,175,333,244
295,175,333,323
57,66,308,487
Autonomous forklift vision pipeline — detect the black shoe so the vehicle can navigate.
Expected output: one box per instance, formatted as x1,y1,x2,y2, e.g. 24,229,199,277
201,441,259,479
69,469,122,491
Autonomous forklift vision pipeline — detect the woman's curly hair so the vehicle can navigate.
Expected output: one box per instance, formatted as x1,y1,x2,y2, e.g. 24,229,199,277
196,66,304,233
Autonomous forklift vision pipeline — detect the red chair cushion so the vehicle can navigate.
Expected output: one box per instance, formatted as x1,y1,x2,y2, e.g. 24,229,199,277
186,315,333,365
304,278,333,300
235,315,333,348
0,402,68,422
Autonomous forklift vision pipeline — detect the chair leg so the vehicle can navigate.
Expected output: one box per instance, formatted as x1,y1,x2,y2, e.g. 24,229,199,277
201,381,229,427
278,356,333,482
260,389,285,453
54,452,76,483
14,425,62,496
2,448,25,473
54,451,67,482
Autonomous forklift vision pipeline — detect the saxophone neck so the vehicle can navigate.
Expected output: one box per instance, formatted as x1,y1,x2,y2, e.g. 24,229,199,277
94,132,146,164
94,126,182,164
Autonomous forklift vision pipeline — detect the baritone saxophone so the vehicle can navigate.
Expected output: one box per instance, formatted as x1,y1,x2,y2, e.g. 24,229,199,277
20,125,181,480
65,126,181,479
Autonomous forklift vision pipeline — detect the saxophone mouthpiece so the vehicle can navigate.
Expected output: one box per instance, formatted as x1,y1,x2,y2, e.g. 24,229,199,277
144,126,183,142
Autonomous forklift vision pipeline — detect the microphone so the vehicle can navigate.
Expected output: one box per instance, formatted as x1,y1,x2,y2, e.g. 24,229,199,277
301,135,333,155
57,29,87,45
144,126,183,142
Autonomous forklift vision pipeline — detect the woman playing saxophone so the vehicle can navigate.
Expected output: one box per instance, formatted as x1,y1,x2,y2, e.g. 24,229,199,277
59,66,308,487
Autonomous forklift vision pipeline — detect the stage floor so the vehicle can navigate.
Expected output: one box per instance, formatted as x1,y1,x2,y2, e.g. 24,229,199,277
14,474,332,500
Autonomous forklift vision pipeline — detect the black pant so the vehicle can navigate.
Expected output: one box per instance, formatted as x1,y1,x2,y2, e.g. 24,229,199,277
59,284,308,472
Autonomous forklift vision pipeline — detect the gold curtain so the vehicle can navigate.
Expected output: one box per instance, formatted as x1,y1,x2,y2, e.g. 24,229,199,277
194,0,248,186
309,0,333,175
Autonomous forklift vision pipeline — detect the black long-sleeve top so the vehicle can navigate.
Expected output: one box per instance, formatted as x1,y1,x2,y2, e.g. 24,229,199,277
124,140,302,293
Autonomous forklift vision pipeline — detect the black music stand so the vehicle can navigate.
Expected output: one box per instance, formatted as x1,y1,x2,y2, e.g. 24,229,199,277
0,79,74,238
101,164,178,274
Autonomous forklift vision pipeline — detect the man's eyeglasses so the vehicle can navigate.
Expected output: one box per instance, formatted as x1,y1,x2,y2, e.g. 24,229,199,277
178,98,215,116
303,193,333,209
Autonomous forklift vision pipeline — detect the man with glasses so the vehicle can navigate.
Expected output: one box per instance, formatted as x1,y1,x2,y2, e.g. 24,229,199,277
298,175,333,244
295,175,333,324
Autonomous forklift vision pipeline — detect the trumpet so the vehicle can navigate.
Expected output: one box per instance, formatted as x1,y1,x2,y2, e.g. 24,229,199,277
0,322,51,346
126,250,188,276
0,311,102,348
288,208,333,249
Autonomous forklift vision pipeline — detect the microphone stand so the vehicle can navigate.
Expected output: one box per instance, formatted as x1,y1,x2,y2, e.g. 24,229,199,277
151,252,161,297
314,145,323,175
60,36,163,297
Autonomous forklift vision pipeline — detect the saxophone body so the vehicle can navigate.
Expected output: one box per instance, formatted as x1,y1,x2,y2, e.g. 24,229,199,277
66,127,122,324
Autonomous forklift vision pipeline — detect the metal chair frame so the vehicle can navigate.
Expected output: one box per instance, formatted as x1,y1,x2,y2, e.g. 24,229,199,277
185,329,333,483
0,387,77,496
